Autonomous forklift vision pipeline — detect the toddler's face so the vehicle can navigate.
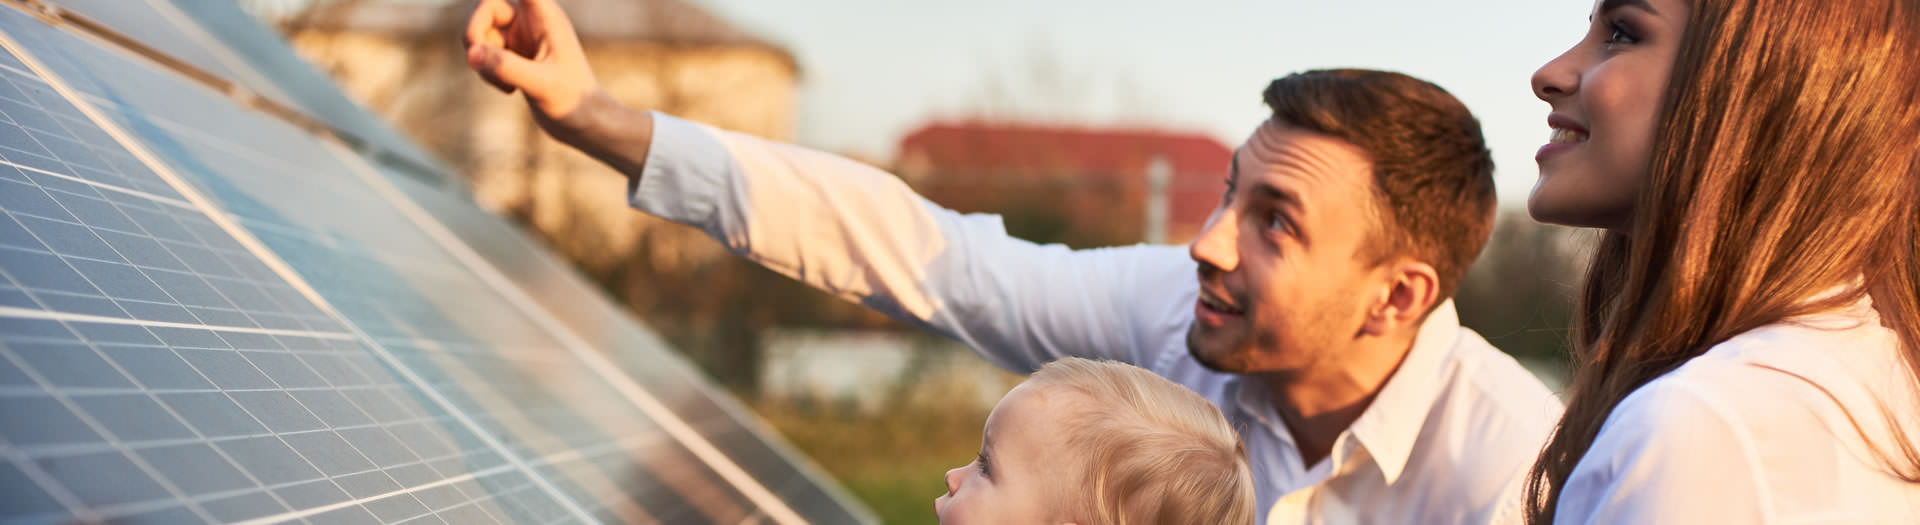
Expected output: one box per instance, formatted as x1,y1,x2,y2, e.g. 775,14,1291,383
934,382,1081,524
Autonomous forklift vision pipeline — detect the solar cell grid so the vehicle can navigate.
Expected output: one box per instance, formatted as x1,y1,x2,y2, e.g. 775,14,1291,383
0,1,870,522
0,40,580,524
0,205,545,524
38,0,292,101
0,229,541,522
391,174,869,524
0,6,824,524
38,0,452,185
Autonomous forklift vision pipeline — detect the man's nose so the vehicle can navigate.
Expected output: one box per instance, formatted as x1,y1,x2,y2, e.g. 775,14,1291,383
1190,207,1239,273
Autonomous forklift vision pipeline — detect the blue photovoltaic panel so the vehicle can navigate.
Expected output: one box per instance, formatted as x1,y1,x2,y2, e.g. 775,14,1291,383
42,0,453,185
390,169,868,524
0,45,563,524
36,0,293,99
0,8,760,525
0,2,870,524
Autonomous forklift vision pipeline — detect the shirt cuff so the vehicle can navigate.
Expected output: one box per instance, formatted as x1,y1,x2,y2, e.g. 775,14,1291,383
628,112,732,226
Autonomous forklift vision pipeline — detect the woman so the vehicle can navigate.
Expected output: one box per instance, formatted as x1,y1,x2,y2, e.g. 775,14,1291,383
1524,0,1920,522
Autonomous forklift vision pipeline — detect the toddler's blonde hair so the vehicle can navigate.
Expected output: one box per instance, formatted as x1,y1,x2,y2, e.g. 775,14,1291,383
1027,357,1256,525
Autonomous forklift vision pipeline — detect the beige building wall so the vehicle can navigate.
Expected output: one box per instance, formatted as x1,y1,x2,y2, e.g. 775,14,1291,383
286,20,797,276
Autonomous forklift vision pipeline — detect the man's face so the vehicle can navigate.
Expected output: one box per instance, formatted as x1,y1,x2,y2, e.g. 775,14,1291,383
1185,121,1385,375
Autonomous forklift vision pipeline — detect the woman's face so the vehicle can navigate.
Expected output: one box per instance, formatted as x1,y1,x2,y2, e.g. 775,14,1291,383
1528,0,1691,230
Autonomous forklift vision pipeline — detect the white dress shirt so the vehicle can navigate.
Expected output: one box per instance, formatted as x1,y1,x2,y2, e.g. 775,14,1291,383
1556,295,1920,524
630,113,1565,524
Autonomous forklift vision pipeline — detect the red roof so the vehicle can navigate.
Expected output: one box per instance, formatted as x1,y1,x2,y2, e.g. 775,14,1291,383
896,121,1233,243
899,122,1231,179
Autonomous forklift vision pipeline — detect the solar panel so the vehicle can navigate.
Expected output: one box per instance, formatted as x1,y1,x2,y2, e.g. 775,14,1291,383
388,172,868,523
34,0,453,186
0,2,870,523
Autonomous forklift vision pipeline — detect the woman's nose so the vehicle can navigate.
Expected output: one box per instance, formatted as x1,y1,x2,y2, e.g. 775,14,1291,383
1532,48,1581,102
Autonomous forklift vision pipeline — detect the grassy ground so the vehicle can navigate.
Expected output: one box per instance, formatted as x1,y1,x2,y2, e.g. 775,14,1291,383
757,399,988,524
753,366,1013,525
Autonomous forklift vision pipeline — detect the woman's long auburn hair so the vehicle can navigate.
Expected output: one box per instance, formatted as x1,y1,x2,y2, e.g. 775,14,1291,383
1523,0,1920,522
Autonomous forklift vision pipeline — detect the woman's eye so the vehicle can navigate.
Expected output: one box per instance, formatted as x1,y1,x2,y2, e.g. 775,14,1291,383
1604,22,1639,45
975,453,990,478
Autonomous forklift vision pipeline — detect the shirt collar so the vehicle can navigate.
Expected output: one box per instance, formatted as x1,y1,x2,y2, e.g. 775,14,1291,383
1341,299,1461,485
1792,279,1876,328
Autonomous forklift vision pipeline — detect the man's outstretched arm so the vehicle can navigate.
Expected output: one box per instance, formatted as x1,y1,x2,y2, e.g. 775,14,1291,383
464,0,654,176
462,0,1195,372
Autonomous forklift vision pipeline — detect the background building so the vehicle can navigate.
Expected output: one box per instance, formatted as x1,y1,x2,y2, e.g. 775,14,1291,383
898,122,1230,245
284,0,793,264
277,0,844,394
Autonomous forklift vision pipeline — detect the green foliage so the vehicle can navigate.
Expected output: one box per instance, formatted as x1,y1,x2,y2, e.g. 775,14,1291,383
756,398,989,525
1456,212,1586,377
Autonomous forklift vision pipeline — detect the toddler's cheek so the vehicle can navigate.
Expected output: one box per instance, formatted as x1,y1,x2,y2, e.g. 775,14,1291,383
934,494,962,524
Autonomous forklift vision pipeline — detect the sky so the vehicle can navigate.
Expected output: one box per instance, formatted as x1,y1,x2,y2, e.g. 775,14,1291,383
687,0,1598,207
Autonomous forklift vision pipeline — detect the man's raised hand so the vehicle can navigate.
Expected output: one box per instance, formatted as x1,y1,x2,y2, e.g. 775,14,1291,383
463,0,602,134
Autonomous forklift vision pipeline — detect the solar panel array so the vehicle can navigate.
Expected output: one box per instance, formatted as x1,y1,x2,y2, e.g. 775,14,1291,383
0,1,870,523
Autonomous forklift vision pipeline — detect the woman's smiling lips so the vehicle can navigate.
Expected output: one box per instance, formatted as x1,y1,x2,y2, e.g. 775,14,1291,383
1537,113,1591,163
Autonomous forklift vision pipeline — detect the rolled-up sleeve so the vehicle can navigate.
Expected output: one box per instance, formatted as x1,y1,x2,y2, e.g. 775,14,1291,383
628,113,1195,372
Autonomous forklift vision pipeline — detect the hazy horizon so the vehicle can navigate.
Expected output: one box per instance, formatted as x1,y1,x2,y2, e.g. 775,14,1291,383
692,0,1595,208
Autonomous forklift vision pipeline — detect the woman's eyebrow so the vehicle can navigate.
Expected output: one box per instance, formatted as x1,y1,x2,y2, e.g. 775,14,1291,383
1598,0,1658,16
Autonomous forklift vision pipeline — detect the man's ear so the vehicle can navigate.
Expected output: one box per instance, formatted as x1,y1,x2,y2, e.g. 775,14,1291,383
1360,260,1440,337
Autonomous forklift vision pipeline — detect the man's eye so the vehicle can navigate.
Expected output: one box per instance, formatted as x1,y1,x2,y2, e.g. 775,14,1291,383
1267,212,1292,234
1220,178,1236,204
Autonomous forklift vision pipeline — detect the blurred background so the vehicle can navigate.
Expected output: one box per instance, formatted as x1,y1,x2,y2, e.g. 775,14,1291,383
237,0,1594,522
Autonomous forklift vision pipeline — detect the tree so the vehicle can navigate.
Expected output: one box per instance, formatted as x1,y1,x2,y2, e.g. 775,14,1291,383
1456,212,1588,376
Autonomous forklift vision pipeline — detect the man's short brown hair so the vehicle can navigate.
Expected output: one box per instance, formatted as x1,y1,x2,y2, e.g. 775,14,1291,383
1263,69,1497,303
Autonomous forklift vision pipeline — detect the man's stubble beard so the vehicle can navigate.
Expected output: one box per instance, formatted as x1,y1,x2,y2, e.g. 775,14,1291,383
1187,321,1256,373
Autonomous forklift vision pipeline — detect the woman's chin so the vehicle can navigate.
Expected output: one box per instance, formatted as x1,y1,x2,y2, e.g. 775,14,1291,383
1526,182,1572,225
1530,204,1629,230
1529,193,1608,229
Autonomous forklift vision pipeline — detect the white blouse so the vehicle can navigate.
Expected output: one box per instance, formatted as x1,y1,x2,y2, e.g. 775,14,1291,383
1556,296,1920,524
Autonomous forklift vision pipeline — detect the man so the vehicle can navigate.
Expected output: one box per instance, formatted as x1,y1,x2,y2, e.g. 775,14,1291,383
463,1,1562,522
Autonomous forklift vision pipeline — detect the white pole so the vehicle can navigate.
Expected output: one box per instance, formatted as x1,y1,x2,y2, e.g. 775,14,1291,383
1145,155,1172,244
